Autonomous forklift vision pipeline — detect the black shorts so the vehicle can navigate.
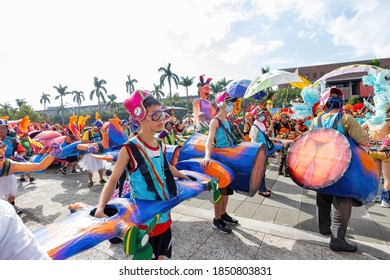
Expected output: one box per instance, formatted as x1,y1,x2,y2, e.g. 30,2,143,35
65,156,79,163
219,186,234,196
149,227,172,260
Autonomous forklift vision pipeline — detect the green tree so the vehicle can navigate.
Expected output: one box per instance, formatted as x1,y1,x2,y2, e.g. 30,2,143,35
158,63,179,107
210,82,224,95
72,90,85,116
346,96,360,105
12,104,43,123
40,93,51,111
53,84,71,125
272,87,301,107
179,76,195,110
15,98,27,108
0,102,13,116
369,59,381,67
261,66,270,74
106,94,120,111
90,77,107,116
218,77,233,91
151,84,165,100
126,75,138,93
259,66,275,101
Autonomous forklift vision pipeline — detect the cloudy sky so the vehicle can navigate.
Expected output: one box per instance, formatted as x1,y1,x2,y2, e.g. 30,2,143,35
1,0,389,110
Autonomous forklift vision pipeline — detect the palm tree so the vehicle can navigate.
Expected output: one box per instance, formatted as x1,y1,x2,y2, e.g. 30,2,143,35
261,66,270,74
106,94,120,111
158,63,179,107
125,75,138,94
90,77,107,115
40,93,51,111
179,76,195,110
53,84,71,125
15,98,27,108
210,82,225,95
72,90,85,116
0,102,13,115
151,84,165,100
218,77,233,92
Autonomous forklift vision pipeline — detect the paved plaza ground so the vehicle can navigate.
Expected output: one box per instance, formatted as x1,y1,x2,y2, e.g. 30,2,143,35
16,158,390,260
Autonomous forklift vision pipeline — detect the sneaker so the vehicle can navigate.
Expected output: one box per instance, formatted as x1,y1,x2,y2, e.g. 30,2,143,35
99,179,107,184
212,218,232,234
29,177,36,183
329,238,357,252
221,213,238,225
19,178,26,182
13,205,22,214
381,199,390,208
87,182,94,187
373,194,381,203
70,170,79,174
60,166,66,175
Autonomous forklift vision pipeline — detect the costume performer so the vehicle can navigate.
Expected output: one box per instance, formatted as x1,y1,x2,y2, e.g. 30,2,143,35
158,120,178,145
60,116,82,175
249,108,272,197
310,87,369,252
243,112,253,142
273,109,292,176
94,90,190,260
361,69,390,207
200,91,239,234
193,75,215,126
0,118,26,213
79,113,108,187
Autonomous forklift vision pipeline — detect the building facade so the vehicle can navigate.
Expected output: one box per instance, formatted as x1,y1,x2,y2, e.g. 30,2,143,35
282,58,390,100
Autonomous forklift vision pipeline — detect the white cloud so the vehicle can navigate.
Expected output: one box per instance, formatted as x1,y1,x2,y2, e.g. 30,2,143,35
1,0,389,110
297,31,318,41
219,38,284,64
327,2,390,58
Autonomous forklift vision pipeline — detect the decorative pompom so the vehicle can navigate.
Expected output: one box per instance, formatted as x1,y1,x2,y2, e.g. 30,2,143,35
300,85,320,107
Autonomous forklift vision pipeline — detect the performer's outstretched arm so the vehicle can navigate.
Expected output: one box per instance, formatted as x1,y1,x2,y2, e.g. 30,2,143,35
9,145,60,174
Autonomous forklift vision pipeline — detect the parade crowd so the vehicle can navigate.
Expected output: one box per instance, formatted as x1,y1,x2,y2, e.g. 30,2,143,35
1,74,390,260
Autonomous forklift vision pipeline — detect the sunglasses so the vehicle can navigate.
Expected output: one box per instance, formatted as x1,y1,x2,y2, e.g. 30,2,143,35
147,110,168,121
226,101,234,106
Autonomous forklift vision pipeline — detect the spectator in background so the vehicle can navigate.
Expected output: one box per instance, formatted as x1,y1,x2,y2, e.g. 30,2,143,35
195,112,209,134
121,119,131,138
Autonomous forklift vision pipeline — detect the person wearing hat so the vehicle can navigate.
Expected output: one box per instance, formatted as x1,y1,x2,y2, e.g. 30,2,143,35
0,119,24,214
120,119,131,138
195,112,209,134
243,112,254,142
273,112,292,176
311,87,369,252
158,119,178,145
200,91,239,234
79,119,107,187
193,75,215,126
94,90,190,260
249,108,272,197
